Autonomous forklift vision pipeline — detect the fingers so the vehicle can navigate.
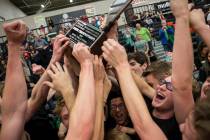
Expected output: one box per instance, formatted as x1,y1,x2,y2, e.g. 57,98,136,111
63,65,68,73
55,34,65,40
188,3,194,11
56,62,64,72
62,40,70,50
103,41,114,51
51,63,60,74
58,37,69,44
3,20,26,32
72,42,91,61
43,81,54,89
102,52,112,64
47,69,55,79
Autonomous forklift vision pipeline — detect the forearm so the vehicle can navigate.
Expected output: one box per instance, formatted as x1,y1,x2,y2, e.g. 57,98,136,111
132,71,155,99
103,75,112,104
32,58,56,94
67,63,95,140
172,16,193,89
26,68,51,121
196,24,210,49
2,44,27,119
26,58,57,121
61,87,75,113
1,43,27,140
172,16,195,123
116,64,166,140
92,82,104,140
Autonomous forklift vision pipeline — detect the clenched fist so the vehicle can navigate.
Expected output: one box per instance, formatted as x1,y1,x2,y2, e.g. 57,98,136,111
170,0,189,18
3,20,27,45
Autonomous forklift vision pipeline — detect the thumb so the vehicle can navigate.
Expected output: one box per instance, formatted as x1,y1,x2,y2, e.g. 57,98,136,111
43,81,54,89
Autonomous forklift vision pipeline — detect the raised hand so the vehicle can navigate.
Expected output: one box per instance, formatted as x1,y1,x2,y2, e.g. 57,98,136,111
72,43,93,67
3,20,26,45
102,39,128,70
44,62,73,94
32,64,45,75
170,0,189,18
106,22,118,40
116,125,136,135
190,9,207,30
93,55,105,82
51,34,70,62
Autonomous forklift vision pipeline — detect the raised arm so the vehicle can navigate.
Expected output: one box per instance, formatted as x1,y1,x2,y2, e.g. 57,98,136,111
66,43,95,140
26,34,70,121
102,39,166,140
132,71,155,99
171,0,195,124
189,9,210,49
44,62,75,112
92,56,106,140
0,20,27,140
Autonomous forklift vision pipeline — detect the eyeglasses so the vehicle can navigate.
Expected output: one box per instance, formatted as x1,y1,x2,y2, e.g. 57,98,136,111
111,103,125,111
159,79,173,91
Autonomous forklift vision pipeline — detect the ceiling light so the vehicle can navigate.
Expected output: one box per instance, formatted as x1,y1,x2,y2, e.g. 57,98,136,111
41,4,45,8
69,0,73,3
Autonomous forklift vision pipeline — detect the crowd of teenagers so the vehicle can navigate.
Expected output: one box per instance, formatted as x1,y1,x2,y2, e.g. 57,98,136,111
1,0,210,140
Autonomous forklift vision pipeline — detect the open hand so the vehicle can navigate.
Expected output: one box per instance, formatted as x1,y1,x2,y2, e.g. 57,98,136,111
44,62,73,93
52,34,70,62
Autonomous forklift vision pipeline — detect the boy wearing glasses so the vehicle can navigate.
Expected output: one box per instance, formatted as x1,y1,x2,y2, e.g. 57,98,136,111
137,61,182,140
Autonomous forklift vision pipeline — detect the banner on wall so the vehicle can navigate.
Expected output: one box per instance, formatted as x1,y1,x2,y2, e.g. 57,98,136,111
34,15,47,34
130,0,170,13
132,0,168,6
45,9,86,33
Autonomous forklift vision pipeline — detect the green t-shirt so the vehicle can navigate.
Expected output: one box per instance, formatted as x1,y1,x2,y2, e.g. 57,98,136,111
136,27,151,42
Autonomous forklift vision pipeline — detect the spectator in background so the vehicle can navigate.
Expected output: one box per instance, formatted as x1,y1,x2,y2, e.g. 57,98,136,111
135,23,154,57
159,20,174,52
144,12,154,28
134,35,149,55
199,50,210,82
34,35,48,49
123,25,135,53
106,94,138,140
128,51,149,76
195,42,209,70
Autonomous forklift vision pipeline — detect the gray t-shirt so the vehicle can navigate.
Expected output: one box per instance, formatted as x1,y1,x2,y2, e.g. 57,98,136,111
135,40,148,52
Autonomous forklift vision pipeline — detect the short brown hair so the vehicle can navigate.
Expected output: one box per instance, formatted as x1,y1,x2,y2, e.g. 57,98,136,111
128,52,149,65
193,96,210,140
143,61,172,80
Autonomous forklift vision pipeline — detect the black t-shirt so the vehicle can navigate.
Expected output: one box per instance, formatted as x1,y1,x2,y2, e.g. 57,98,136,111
152,116,182,140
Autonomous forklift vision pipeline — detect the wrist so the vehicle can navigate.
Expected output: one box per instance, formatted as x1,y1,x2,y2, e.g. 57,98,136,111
61,86,74,95
175,11,190,20
80,60,93,68
8,41,22,48
50,56,60,64
194,24,210,33
115,62,130,73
